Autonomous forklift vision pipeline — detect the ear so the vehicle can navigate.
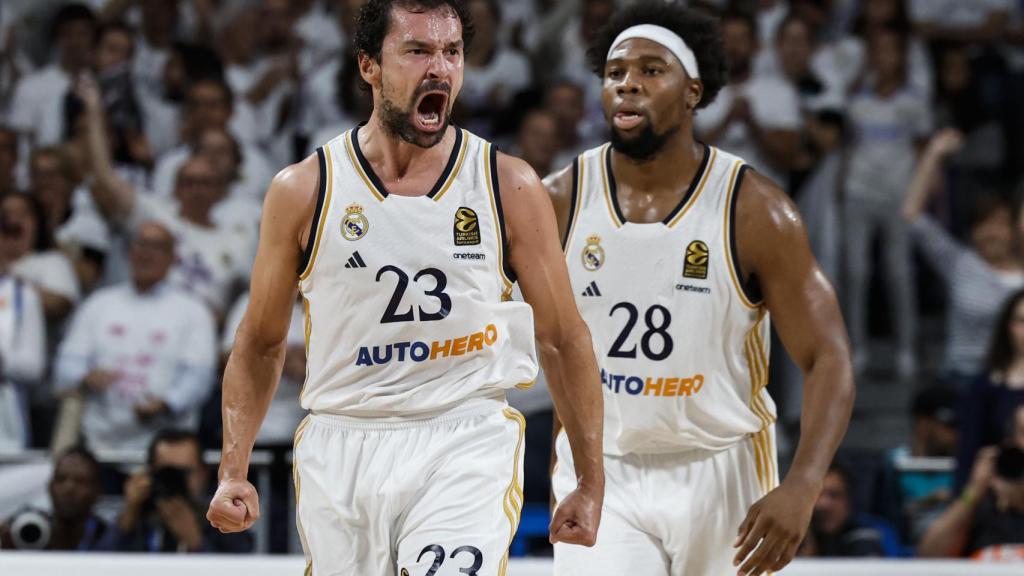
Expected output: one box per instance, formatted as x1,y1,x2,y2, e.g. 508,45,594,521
358,51,381,90
687,79,704,111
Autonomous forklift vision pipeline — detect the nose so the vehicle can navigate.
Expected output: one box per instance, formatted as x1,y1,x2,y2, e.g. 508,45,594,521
426,50,451,81
615,69,642,96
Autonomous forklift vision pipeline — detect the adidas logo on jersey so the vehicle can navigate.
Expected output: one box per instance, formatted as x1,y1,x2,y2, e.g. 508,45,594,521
581,281,602,297
344,251,366,269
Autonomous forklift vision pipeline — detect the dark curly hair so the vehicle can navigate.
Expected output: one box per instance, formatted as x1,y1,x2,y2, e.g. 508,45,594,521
354,0,475,62
586,0,727,110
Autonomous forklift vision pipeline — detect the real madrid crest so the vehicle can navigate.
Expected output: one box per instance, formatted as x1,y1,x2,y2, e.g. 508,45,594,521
581,234,605,271
341,203,369,241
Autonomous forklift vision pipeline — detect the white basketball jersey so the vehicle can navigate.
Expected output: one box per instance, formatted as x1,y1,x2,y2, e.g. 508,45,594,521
564,143,776,456
297,126,538,417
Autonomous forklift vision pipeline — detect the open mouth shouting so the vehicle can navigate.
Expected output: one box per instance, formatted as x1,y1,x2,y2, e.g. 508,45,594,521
414,90,449,133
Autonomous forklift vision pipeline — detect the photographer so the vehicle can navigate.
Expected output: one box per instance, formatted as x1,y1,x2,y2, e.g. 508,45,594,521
116,428,252,553
919,404,1024,559
0,446,116,550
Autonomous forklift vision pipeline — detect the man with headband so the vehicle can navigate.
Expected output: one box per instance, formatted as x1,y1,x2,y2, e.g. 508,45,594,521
544,3,854,575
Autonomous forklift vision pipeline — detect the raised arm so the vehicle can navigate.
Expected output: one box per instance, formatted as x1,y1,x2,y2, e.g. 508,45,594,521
732,170,855,576
206,154,319,533
76,73,137,223
902,128,964,221
500,153,603,547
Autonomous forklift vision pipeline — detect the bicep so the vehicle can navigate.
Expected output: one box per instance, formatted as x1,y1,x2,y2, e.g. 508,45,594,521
542,164,576,247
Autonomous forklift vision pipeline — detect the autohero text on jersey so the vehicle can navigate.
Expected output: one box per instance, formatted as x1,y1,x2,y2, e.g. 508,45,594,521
355,324,499,366
601,368,705,397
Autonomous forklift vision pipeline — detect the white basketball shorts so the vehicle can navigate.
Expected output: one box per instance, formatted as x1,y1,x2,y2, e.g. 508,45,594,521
293,399,526,576
552,427,778,576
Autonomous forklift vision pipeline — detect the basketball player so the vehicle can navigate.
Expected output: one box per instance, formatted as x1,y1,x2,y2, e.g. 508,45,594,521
205,1,605,574
545,3,854,576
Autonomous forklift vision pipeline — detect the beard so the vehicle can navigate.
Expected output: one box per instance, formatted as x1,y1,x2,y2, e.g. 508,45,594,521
610,120,679,162
379,81,452,149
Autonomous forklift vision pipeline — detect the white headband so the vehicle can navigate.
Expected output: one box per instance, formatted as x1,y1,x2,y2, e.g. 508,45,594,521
606,24,700,79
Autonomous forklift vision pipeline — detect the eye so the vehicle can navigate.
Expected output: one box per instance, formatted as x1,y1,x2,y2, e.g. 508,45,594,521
644,66,663,76
410,48,425,55
447,48,460,57
607,68,623,80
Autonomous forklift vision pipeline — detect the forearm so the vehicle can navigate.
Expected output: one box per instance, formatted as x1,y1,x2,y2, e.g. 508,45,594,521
84,104,134,220
902,151,944,220
917,497,976,557
218,336,286,479
538,321,603,489
786,350,854,489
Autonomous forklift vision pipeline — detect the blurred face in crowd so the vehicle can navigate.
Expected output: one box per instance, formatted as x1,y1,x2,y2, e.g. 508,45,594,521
129,221,175,290
581,0,615,43
972,205,1015,267
940,48,971,96
362,5,464,148
0,128,17,190
197,129,241,185
186,81,233,134
259,0,295,52
467,0,498,57
0,194,38,260
141,0,179,46
602,39,698,161
544,83,585,140
57,17,96,72
30,150,75,233
868,29,905,83
776,18,812,81
174,156,227,221
812,470,850,534
914,416,958,458
152,438,207,502
94,27,135,73
517,110,558,175
49,452,101,522
722,18,757,77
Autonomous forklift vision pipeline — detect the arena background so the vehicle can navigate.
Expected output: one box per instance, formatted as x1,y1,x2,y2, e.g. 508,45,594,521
2,0,1024,572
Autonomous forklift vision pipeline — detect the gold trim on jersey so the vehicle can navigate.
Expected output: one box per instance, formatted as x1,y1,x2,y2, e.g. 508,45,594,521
563,157,585,255
299,146,335,281
484,142,515,293
293,416,312,569
299,296,312,404
344,130,386,202
723,160,761,310
431,130,470,203
745,312,778,495
598,145,622,229
666,147,718,228
498,408,526,576
514,380,535,390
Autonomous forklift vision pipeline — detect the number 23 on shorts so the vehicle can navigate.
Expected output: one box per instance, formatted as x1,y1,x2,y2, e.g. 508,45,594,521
401,544,484,576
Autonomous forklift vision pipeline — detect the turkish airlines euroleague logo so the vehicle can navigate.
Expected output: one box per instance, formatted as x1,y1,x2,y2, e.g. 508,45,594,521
683,240,709,279
453,207,481,246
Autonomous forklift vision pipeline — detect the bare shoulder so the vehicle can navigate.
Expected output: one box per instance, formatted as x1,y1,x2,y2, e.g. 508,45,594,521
494,151,559,244
262,153,321,246
736,169,805,240
735,169,811,273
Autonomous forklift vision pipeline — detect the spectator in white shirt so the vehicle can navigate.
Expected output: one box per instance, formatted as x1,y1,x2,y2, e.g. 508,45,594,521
54,220,216,454
0,192,80,323
151,78,272,203
844,25,932,377
543,80,605,173
460,0,532,138
6,4,97,147
80,75,252,318
696,9,802,188
0,272,46,451
29,146,81,243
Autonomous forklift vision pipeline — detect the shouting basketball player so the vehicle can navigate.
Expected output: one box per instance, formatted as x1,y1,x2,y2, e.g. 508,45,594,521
545,3,854,576
206,1,605,574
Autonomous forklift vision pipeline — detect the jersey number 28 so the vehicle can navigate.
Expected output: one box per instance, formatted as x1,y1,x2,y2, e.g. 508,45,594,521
608,303,674,361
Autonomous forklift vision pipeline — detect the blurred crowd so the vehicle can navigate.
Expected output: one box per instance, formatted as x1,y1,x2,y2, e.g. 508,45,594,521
0,0,1023,561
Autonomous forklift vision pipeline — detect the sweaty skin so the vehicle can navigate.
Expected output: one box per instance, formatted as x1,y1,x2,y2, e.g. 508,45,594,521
546,37,854,576
206,5,604,549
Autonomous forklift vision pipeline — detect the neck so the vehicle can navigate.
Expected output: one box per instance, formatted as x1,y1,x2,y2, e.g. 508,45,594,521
876,75,903,96
729,63,752,84
133,278,160,294
610,125,701,195
361,114,454,180
179,205,213,227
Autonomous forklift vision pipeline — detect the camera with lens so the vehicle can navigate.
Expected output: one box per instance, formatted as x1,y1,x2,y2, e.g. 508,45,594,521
6,508,51,550
996,445,1024,482
150,466,192,502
